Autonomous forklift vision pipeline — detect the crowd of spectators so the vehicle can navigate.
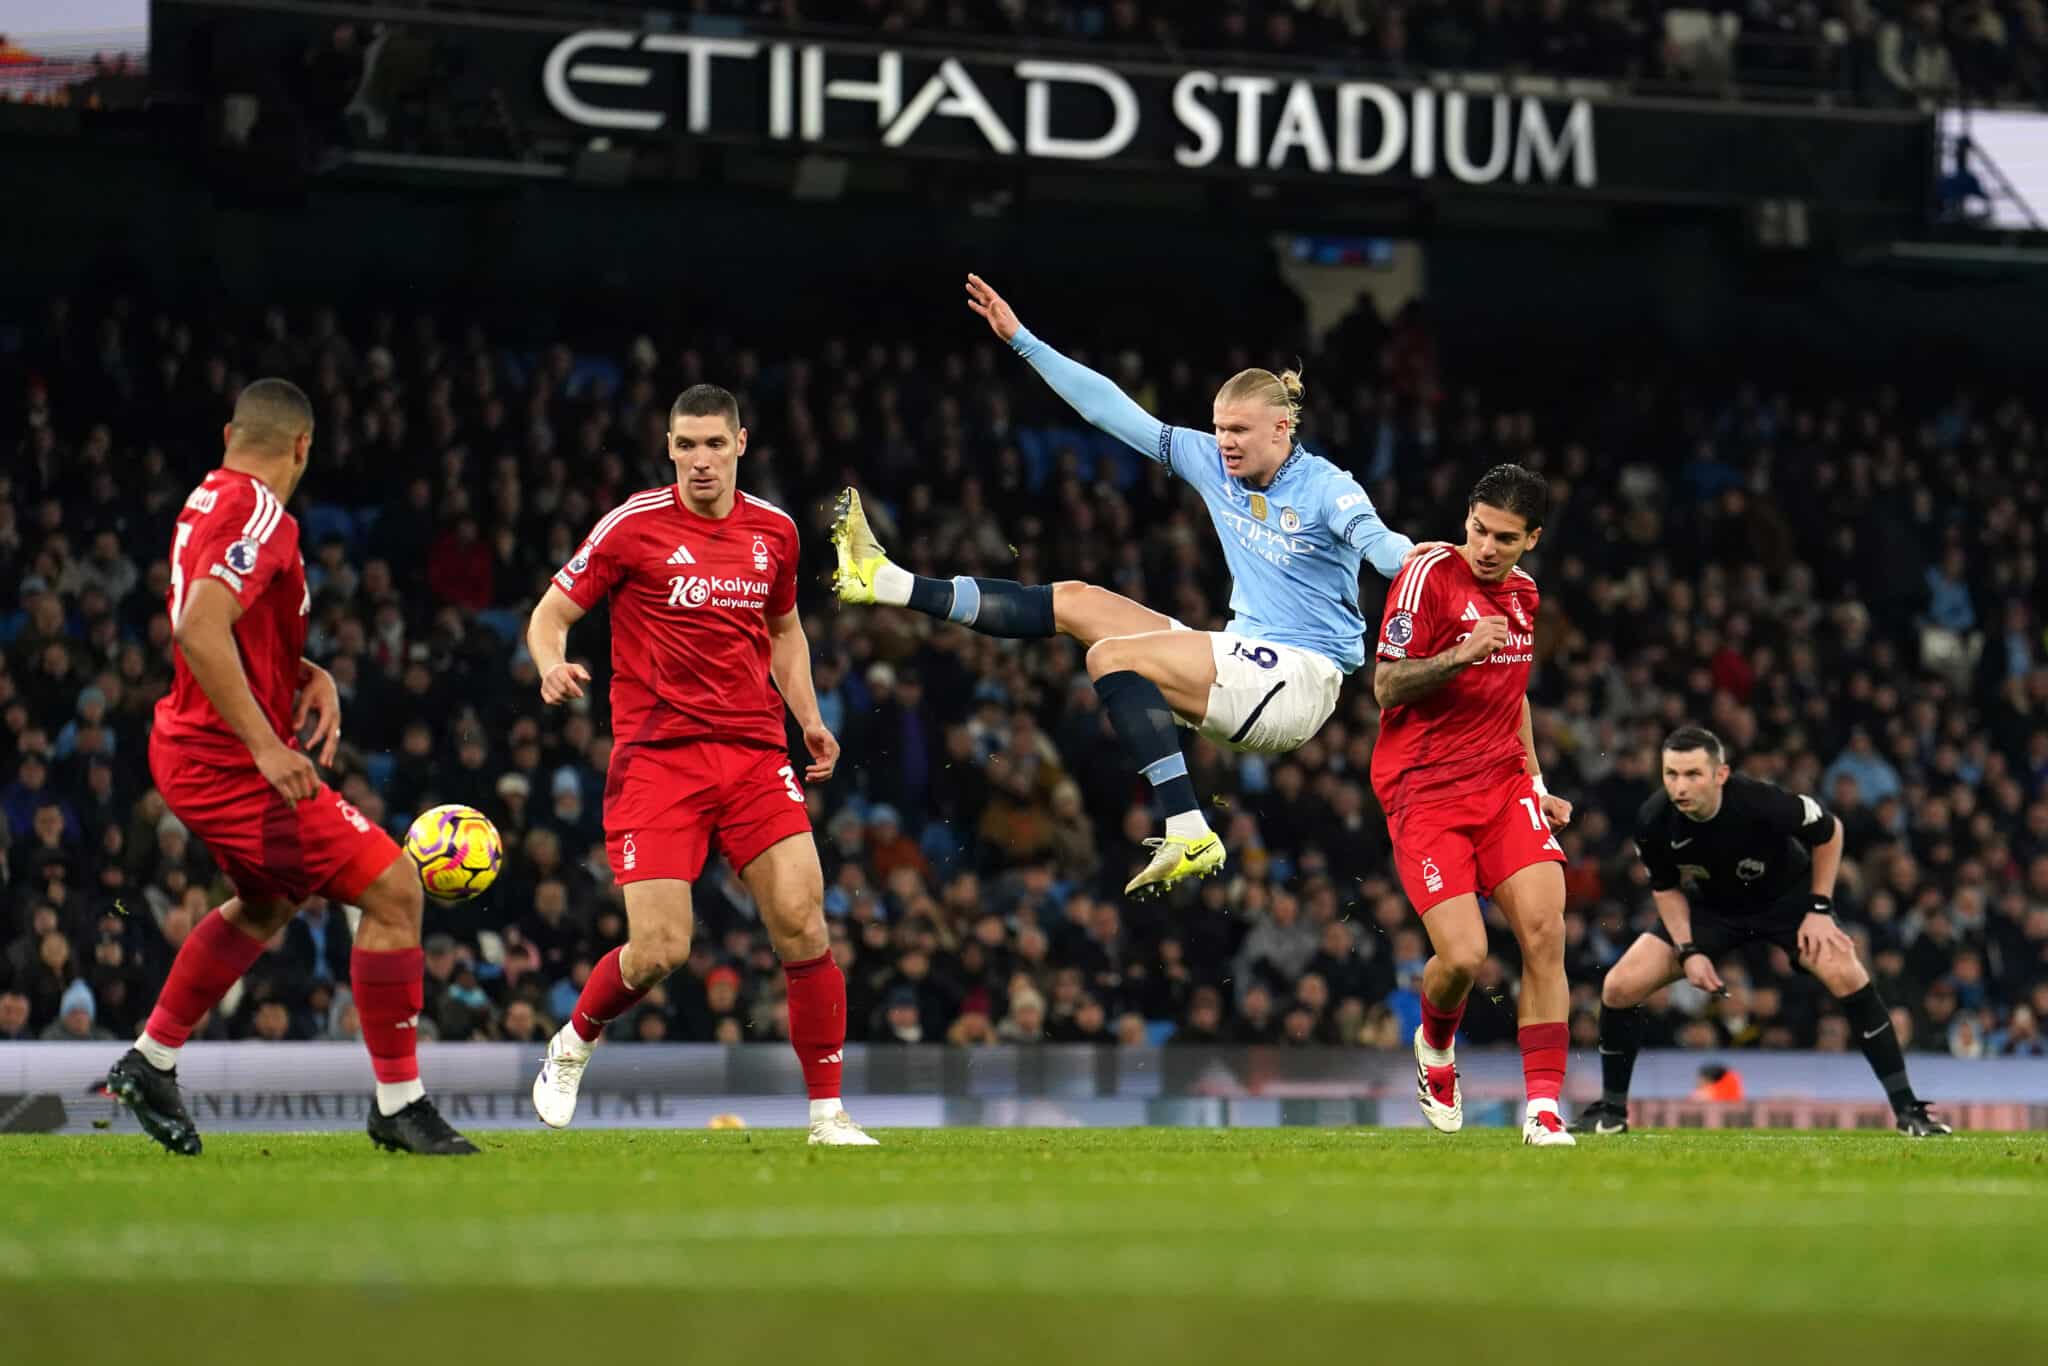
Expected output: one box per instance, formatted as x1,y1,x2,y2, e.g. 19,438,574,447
2,288,2045,1066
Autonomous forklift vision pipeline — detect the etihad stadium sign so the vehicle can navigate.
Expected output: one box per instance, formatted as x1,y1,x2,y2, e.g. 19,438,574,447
151,3,1931,213
540,32,1596,189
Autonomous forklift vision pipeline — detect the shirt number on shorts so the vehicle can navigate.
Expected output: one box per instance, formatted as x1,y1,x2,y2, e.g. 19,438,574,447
1519,797,1565,854
776,764,804,804
1230,642,1279,669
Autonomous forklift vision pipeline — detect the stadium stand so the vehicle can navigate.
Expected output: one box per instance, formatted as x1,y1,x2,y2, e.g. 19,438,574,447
3,291,2044,1061
11,2,2037,117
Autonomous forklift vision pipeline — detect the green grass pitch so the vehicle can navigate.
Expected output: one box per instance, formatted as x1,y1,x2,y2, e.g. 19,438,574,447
4,1128,2045,1365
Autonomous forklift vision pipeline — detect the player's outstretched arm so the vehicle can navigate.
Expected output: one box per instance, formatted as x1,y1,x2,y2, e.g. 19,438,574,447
527,586,591,705
766,609,838,782
1372,617,1508,707
176,579,317,804
965,272,1167,460
1328,480,1416,580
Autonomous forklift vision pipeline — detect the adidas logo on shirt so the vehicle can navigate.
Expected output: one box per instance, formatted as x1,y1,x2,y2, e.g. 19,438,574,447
667,544,697,566
1460,601,1482,621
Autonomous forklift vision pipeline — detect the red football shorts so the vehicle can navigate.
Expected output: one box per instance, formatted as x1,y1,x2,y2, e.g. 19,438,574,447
150,733,401,905
1387,766,1565,914
602,738,812,884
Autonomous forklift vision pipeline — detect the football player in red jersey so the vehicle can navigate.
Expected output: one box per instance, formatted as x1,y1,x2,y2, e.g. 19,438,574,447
106,379,476,1157
524,385,875,1145
1370,464,1577,1146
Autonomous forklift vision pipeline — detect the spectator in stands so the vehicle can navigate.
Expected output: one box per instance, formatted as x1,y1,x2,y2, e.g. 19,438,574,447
0,990,34,1041
41,978,116,1041
1878,1,1959,103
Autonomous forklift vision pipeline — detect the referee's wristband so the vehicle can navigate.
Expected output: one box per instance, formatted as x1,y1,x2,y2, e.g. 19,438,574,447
1676,942,1708,964
1804,894,1834,917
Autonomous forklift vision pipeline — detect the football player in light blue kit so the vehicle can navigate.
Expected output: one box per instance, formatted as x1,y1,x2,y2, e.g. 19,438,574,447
832,273,1418,895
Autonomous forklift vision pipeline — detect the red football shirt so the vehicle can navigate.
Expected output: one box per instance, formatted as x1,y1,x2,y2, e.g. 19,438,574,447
554,485,800,750
1370,546,1539,809
153,469,309,766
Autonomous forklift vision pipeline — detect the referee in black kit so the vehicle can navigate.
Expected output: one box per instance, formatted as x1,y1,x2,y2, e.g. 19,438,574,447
1575,726,1951,1138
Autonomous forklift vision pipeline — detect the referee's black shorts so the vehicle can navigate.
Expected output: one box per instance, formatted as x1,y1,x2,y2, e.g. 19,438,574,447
1648,891,1837,961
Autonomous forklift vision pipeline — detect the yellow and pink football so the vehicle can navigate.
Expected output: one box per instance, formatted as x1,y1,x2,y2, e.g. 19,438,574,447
403,804,503,902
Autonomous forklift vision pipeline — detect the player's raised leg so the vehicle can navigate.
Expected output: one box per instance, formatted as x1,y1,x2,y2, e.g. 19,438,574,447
1084,629,1225,896
354,853,478,1155
1410,893,1487,1134
534,877,691,1128
832,487,1176,647
740,832,876,1146
1574,934,1685,1135
109,893,289,1156
1492,859,1574,1147
1802,936,1952,1136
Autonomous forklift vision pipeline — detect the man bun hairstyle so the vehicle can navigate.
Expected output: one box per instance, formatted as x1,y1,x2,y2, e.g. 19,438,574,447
1217,366,1305,436
1468,462,1549,530
670,384,742,430
1661,725,1726,765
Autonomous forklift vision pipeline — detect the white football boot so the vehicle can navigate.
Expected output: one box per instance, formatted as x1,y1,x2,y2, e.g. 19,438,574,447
1413,1025,1464,1133
808,1110,880,1146
1522,1100,1577,1146
532,1024,593,1129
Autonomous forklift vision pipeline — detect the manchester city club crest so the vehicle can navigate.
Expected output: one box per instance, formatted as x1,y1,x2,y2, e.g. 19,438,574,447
1279,506,1300,533
1249,493,1268,521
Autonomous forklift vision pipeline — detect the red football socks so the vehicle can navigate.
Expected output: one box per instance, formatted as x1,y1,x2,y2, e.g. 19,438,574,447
569,946,651,1044
1420,995,1465,1051
351,946,425,1083
783,951,846,1101
1519,1020,1570,1104
142,909,267,1048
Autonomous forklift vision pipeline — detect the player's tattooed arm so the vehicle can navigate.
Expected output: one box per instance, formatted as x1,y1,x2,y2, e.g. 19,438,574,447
1372,617,1508,707
1371,651,1469,707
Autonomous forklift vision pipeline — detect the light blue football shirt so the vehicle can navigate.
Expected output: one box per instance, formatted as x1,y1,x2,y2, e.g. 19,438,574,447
1011,326,1412,672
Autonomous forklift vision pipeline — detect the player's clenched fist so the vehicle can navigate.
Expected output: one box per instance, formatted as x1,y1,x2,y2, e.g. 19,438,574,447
540,662,591,705
1451,615,1511,665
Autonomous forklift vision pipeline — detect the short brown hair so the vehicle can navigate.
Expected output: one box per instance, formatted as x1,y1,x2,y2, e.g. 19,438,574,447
231,378,314,451
670,384,741,430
